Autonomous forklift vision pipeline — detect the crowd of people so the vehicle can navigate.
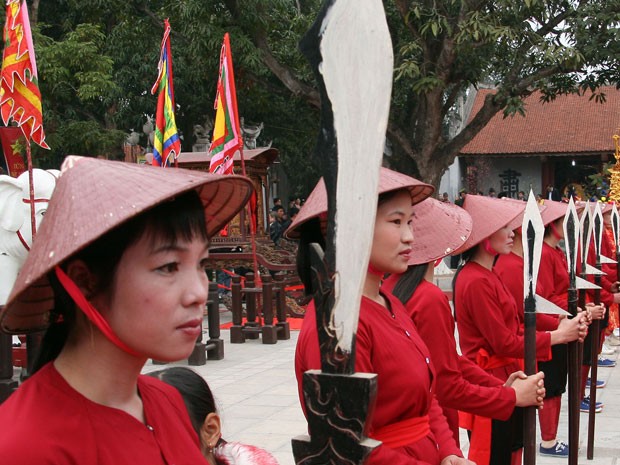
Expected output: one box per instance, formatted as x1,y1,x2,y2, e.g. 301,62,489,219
0,157,617,465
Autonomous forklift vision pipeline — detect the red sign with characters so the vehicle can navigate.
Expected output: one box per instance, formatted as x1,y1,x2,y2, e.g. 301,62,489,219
0,126,25,176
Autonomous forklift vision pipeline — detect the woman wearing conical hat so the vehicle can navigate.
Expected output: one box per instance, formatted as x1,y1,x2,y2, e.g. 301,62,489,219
496,199,597,457
288,168,473,465
382,198,545,447
0,156,253,464
453,195,587,465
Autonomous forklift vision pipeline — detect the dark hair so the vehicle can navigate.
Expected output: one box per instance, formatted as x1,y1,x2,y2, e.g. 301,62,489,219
296,218,326,296
451,247,477,319
149,367,217,435
391,263,429,305
33,191,208,372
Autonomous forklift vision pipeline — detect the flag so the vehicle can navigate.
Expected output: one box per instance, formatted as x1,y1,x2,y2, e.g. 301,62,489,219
0,0,48,149
208,33,242,175
151,19,180,167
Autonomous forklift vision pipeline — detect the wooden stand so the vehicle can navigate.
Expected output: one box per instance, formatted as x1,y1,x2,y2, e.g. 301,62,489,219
230,273,290,344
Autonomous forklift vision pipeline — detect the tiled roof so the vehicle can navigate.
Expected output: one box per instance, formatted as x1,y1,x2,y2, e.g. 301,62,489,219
460,86,620,156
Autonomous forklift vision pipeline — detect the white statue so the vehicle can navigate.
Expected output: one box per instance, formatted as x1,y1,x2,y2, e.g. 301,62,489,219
0,169,59,304
241,118,264,150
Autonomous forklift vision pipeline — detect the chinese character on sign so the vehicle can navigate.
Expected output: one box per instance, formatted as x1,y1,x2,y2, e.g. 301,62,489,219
499,169,522,198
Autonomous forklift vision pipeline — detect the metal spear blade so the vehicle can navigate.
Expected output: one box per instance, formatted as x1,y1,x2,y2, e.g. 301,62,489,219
523,193,545,307
563,197,579,285
612,202,620,252
593,202,604,262
535,294,571,316
580,202,593,272
576,276,602,290
599,255,617,264
585,263,606,276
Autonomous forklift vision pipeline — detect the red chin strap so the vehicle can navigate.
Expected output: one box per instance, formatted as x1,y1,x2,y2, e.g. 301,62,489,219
483,238,499,256
549,221,563,240
367,263,385,277
54,266,142,357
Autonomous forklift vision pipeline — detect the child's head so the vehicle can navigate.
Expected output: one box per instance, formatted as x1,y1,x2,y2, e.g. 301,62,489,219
149,367,222,460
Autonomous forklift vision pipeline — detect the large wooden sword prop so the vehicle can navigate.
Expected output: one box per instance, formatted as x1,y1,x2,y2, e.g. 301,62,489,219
292,1,393,463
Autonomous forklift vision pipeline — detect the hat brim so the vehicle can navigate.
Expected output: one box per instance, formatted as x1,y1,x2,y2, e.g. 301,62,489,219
453,195,525,254
285,167,434,240
408,198,472,265
1,156,254,334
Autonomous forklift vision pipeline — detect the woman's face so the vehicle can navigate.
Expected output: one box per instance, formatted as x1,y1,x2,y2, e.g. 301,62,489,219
93,232,210,362
369,190,414,275
488,225,514,255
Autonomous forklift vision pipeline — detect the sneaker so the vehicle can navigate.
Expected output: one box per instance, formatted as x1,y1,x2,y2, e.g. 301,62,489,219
580,397,603,413
601,343,615,355
586,378,607,389
598,357,617,367
539,441,569,457
607,334,620,346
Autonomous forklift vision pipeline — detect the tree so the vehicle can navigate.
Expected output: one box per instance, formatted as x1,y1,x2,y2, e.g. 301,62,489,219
8,1,619,191
218,0,620,186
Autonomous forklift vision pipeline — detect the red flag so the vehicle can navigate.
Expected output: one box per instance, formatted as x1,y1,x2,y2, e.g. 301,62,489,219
208,33,242,175
0,0,48,149
151,19,180,167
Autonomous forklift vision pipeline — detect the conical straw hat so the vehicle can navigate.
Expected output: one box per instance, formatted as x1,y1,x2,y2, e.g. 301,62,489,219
1,156,254,334
453,194,524,254
539,199,568,226
408,197,472,265
284,167,433,240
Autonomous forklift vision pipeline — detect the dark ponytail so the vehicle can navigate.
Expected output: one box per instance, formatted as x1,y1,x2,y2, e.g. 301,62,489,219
391,264,429,305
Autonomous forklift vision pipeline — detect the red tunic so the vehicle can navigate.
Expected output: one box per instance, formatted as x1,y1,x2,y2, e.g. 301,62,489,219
0,362,207,465
295,293,462,465
455,261,552,382
494,252,559,332
382,276,516,445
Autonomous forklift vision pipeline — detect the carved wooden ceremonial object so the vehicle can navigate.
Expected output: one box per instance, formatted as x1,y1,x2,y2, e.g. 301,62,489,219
292,0,393,461
292,370,379,464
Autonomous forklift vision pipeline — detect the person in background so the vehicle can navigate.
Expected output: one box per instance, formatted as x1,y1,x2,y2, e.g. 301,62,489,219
546,185,561,201
149,367,279,465
289,168,473,465
0,156,253,464
271,197,283,212
453,194,587,465
455,189,466,208
269,205,290,247
383,197,545,447
488,187,497,198
517,191,526,201
441,192,450,203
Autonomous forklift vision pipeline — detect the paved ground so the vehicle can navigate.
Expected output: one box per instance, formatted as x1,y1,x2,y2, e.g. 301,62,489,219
142,310,620,465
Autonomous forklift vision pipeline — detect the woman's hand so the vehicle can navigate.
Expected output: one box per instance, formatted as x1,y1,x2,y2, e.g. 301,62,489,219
551,315,588,344
509,371,546,408
441,455,476,465
587,303,606,320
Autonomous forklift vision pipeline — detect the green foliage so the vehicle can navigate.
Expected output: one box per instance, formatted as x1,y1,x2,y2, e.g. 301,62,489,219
5,0,618,189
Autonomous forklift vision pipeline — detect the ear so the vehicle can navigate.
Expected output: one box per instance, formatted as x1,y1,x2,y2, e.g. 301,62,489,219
199,412,222,452
64,260,98,298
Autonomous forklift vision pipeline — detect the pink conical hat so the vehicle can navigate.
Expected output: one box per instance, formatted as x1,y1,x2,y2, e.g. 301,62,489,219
1,156,254,334
285,167,433,240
